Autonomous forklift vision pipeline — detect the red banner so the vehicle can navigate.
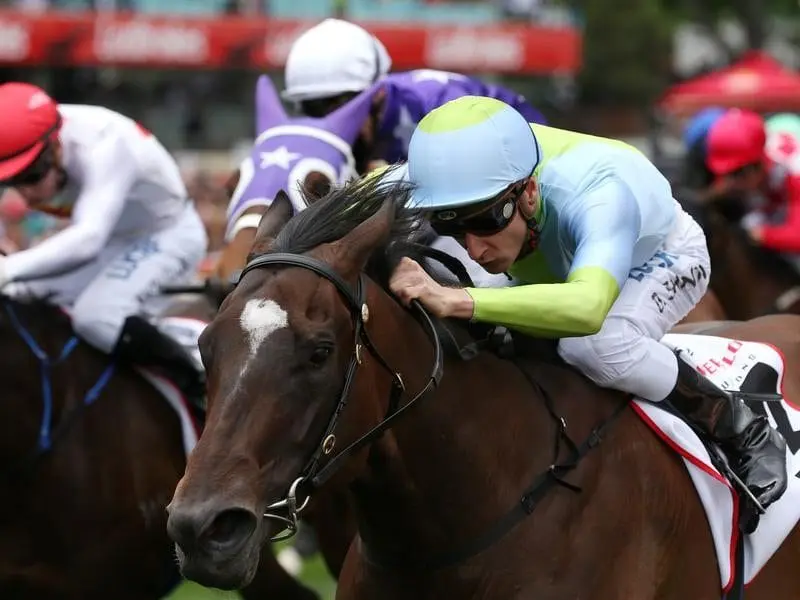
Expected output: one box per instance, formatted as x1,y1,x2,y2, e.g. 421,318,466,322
0,10,581,74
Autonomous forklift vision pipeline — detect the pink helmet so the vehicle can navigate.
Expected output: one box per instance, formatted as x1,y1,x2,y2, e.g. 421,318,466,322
0,83,61,181
706,109,766,176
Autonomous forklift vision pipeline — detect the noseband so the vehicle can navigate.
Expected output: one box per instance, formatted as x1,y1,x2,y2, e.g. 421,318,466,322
234,252,443,540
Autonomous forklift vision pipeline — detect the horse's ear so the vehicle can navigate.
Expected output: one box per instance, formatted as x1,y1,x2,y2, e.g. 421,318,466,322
302,171,332,204
253,191,293,247
331,200,394,276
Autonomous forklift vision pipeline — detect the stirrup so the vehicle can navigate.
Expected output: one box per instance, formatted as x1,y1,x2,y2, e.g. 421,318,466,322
704,442,765,535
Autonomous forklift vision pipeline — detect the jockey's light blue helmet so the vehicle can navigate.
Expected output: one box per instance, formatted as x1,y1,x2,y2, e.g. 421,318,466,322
683,107,726,150
407,96,540,210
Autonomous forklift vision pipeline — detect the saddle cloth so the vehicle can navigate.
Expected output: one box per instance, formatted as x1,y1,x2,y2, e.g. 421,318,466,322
633,333,800,592
142,316,208,456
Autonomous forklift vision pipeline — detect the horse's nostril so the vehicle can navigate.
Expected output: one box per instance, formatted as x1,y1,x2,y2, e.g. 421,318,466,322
202,508,258,550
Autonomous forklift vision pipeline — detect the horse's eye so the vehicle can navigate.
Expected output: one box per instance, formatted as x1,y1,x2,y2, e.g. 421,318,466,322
309,345,333,367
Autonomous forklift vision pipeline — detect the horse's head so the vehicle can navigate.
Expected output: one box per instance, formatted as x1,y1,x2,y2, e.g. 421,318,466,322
217,76,378,282
168,173,425,589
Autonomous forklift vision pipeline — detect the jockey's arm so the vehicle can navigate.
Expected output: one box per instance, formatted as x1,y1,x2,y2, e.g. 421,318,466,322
758,173,800,253
465,179,641,338
4,133,137,282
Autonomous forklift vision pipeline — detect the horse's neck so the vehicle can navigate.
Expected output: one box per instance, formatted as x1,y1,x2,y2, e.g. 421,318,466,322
716,228,799,318
351,288,617,567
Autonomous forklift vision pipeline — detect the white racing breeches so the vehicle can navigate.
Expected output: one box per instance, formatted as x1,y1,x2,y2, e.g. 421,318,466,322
558,203,711,401
12,203,207,354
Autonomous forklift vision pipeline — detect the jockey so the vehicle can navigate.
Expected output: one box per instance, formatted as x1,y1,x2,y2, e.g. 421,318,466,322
0,82,208,406
388,96,788,516
706,109,800,252
280,18,546,170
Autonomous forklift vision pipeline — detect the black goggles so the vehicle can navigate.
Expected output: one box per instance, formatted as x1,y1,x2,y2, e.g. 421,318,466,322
2,143,56,188
427,180,527,238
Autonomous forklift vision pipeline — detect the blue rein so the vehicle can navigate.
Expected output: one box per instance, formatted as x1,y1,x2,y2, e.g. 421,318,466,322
3,302,115,454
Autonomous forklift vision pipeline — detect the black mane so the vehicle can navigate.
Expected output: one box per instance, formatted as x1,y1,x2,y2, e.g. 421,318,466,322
265,167,561,363
270,165,431,287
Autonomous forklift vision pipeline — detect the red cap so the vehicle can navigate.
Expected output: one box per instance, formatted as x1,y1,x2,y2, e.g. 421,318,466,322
705,109,766,176
0,83,60,181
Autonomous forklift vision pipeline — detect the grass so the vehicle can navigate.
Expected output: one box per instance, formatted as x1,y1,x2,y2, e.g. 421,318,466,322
164,544,337,600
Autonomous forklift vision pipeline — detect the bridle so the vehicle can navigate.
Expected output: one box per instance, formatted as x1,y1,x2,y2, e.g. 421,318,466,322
234,252,443,540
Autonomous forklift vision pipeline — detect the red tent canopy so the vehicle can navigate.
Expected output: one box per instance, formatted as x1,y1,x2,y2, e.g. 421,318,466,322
659,51,800,116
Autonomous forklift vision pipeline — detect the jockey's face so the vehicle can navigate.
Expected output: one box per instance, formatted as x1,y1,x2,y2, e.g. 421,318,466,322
465,178,539,274
711,162,766,197
13,139,65,207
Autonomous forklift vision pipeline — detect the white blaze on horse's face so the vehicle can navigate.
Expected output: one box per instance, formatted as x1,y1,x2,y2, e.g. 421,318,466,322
239,298,288,357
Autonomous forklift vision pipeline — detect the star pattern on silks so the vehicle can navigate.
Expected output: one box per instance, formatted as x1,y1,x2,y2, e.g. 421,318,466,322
259,146,301,170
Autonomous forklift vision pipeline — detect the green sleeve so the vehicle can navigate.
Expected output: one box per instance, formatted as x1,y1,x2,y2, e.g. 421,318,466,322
465,266,620,338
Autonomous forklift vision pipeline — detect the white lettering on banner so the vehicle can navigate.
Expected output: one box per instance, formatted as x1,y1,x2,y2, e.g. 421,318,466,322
0,20,30,62
425,30,524,72
94,21,209,64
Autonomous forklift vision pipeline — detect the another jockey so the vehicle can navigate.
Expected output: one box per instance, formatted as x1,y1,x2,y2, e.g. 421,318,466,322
0,82,207,406
388,96,788,517
706,109,800,252
280,18,546,170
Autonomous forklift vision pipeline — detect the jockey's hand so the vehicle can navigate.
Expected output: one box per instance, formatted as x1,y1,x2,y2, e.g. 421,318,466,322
389,257,474,319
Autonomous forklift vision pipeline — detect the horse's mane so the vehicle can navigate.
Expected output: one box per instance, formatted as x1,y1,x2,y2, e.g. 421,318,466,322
271,165,430,289
268,166,562,363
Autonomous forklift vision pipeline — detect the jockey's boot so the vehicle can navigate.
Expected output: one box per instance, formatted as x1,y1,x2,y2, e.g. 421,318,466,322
668,352,787,514
113,315,206,409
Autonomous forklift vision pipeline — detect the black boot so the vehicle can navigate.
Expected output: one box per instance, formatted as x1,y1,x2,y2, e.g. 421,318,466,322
113,316,206,410
668,352,787,519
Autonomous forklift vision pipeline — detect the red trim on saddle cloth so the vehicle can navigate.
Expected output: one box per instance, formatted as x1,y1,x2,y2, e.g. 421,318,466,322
631,403,740,592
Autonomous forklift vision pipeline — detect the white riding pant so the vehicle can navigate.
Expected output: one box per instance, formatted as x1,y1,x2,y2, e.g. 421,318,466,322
558,204,711,401
12,203,207,353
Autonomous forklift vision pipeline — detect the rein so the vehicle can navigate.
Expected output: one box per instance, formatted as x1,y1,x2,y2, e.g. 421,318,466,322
234,252,444,539
235,248,628,570
0,300,115,478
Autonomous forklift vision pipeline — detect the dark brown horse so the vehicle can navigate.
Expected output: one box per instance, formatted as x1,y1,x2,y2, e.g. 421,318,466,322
167,178,800,598
679,192,800,320
0,294,319,600
679,289,728,323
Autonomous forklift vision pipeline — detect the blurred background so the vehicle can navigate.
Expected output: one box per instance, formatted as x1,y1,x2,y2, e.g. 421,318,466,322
0,0,797,596
0,0,798,263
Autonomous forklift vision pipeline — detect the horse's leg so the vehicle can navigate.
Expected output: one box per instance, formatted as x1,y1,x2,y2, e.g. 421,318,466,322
240,552,319,600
